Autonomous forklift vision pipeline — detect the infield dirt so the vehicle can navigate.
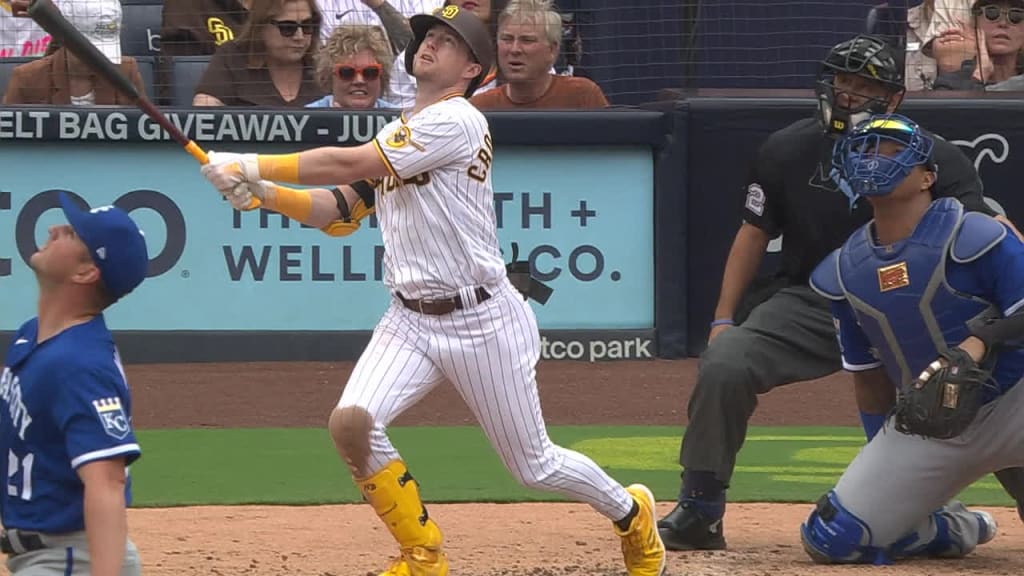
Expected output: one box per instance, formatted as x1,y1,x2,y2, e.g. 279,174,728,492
119,359,1024,576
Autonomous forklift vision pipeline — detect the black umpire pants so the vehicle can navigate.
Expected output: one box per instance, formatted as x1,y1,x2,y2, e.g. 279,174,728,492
679,284,840,485
678,282,1024,505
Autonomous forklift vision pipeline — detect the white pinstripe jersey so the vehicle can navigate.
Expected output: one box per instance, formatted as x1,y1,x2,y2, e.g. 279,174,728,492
316,0,444,40
371,94,506,300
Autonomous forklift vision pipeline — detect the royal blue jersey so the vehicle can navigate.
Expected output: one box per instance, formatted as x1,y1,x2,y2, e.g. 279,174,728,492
0,315,141,533
833,228,1024,394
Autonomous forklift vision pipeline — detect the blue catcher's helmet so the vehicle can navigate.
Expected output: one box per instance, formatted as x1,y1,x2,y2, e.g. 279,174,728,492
832,113,935,199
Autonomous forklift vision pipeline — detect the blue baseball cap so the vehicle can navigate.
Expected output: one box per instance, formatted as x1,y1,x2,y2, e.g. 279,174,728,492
59,192,149,302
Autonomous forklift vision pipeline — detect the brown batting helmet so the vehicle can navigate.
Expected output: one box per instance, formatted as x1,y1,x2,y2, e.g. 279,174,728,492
405,5,495,97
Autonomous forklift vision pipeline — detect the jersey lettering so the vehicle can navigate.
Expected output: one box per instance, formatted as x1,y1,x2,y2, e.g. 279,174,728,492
0,367,32,440
468,134,494,183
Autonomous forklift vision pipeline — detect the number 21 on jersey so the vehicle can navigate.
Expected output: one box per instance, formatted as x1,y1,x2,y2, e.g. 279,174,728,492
8,450,34,500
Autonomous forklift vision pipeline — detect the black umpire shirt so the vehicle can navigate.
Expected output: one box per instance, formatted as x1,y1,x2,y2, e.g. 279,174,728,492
743,117,994,285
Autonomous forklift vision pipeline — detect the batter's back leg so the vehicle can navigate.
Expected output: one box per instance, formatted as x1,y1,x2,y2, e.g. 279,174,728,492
434,290,666,575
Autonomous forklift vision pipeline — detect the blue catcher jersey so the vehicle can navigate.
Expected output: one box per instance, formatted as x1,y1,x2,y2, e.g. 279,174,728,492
0,315,141,533
812,198,1024,400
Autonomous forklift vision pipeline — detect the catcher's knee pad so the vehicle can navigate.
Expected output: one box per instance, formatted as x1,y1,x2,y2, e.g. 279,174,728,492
356,460,443,551
800,490,887,565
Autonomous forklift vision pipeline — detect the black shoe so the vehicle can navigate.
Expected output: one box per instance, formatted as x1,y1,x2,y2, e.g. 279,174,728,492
657,500,726,551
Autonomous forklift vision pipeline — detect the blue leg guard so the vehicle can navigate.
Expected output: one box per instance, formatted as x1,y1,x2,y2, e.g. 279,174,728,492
800,490,890,565
889,509,962,559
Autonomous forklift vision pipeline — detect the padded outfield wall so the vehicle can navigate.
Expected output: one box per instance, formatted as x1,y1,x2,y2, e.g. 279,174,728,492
0,95,1020,363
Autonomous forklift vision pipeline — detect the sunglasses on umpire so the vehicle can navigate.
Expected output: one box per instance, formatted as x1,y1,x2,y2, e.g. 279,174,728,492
334,64,383,81
270,18,318,37
973,5,1024,24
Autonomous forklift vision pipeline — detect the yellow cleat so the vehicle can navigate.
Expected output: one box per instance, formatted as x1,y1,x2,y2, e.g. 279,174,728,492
615,484,667,576
356,461,450,576
377,547,449,576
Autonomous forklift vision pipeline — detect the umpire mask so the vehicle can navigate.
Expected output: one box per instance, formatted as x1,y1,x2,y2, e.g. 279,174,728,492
816,35,906,139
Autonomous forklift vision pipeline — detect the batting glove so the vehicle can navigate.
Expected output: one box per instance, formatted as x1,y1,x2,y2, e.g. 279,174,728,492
224,180,274,211
201,151,261,193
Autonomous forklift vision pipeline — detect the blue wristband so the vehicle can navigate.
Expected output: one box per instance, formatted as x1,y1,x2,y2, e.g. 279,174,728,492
859,411,887,442
710,319,734,328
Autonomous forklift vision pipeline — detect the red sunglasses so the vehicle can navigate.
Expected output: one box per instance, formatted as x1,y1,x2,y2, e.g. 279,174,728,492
334,64,383,81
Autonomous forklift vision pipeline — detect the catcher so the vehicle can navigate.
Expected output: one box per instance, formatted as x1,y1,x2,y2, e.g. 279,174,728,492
803,113,1024,564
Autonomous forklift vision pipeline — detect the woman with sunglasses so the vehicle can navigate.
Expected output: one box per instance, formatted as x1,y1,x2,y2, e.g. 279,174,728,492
193,0,327,107
931,0,1024,89
307,24,398,108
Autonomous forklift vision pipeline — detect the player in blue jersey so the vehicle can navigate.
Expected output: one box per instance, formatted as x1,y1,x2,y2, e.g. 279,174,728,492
803,114,1024,564
1,192,149,576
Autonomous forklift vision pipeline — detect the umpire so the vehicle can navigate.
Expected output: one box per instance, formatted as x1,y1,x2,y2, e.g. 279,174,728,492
658,34,1024,551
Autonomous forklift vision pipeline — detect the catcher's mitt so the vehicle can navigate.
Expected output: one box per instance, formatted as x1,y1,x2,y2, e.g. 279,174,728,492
893,347,995,440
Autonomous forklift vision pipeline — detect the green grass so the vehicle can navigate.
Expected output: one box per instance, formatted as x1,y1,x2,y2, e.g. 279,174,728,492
128,426,1018,508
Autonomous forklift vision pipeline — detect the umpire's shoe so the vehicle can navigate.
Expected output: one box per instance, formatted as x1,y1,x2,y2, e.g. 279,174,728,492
657,499,726,551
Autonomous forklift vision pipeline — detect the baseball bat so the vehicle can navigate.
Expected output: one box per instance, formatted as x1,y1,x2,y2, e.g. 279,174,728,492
27,0,209,165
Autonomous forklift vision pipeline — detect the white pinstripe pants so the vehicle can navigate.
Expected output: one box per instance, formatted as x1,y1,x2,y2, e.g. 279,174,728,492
338,277,635,520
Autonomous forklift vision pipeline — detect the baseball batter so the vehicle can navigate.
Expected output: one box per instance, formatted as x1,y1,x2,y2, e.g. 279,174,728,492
0,192,149,576
200,6,665,576
802,115,1024,564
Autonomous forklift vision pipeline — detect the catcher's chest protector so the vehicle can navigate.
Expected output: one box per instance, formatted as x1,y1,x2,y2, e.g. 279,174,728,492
815,198,1000,387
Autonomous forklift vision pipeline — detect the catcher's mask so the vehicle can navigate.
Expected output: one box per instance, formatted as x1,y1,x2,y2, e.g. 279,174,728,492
815,35,906,138
832,114,935,199
406,5,495,98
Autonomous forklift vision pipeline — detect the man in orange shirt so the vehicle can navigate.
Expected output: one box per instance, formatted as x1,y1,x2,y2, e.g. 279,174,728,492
471,0,608,109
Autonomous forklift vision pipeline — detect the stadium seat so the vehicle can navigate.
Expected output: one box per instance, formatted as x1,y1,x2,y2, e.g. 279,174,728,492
0,57,37,100
866,2,908,50
121,0,162,56
133,55,157,99
170,56,211,106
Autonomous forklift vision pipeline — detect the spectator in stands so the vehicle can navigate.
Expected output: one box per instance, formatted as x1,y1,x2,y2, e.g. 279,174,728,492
307,24,396,108
161,0,252,57
906,0,974,90
985,68,1024,87
932,0,1024,89
388,0,503,108
3,0,146,105
470,0,606,109
1,0,50,58
193,0,326,106
318,0,435,55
